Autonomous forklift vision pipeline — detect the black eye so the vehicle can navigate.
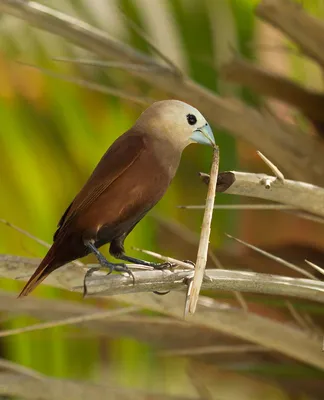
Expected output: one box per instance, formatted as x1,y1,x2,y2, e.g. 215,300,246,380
187,113,197,126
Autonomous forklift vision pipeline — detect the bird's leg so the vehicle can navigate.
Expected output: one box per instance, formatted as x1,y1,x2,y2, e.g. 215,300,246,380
83,239,135,296
109,238,172,270
110,238,175,297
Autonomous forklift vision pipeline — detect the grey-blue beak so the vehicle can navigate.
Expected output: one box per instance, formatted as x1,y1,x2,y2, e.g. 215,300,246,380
190,123,215,146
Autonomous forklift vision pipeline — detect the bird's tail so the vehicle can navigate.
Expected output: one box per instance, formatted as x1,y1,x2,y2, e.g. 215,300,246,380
18,246,60,298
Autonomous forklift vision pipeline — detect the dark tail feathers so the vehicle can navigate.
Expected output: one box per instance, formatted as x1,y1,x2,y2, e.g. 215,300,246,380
18,248,59,298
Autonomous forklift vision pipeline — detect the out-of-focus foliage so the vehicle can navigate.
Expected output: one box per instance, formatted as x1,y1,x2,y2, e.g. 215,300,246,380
0,1,323,398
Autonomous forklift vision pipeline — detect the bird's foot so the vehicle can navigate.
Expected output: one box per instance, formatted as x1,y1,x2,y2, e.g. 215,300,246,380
152,260,194,296
182,259,195,268
83,261,135,297
153,259,195,270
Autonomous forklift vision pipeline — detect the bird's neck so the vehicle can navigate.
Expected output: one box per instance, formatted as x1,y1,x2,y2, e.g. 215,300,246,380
146,134,182,177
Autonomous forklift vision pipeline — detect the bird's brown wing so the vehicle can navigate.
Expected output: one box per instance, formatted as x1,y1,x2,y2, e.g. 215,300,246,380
18,133,147,298
54,132,146,240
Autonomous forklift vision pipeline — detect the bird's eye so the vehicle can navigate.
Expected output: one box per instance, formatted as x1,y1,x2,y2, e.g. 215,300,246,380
186,114,197,126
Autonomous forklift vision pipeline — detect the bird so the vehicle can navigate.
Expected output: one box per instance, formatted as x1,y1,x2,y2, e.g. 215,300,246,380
18,99,215,297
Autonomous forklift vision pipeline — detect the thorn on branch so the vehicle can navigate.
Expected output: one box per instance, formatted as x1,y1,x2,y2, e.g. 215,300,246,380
257,150,285,183
261,177,273,189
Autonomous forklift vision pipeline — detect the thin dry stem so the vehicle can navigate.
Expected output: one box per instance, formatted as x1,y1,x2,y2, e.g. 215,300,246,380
159,344,269,357
226,234,318,281
53,58,161,72
257,150,285,182
178,204,296,210
285,301,312,332
17,62,151,105
0,219,51,249
118,9,182,75
0,306,139,338
305,260,324,278
0,218,85,267
0,358,45,380
188,147,219,314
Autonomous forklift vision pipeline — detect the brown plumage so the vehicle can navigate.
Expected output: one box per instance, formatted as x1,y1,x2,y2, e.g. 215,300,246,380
18,100,214,297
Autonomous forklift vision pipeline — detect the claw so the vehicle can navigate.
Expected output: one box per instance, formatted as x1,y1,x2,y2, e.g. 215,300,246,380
83,263,135,297
150,262,172,295
182,259,195,267
153,290,170,296
151,261,173,270
83,266,101,298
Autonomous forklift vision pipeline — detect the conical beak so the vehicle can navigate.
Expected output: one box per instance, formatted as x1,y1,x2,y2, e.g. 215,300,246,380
190,123,215,146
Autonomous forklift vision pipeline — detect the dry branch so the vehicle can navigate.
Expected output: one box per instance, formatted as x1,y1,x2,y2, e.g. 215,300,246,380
202,171,324,218
1,255,324,369
2,255,324,303
0,371,189,400
159,344,268,357
257,0,324,67
114,293,324,371
222,57,324,126
0,291,250,353
189,147,219,314
19,62,152,105
0,306,139,338
2,1,324,184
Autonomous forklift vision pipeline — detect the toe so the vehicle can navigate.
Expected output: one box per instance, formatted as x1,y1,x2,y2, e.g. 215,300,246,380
153,290,170,295
182,259,195,267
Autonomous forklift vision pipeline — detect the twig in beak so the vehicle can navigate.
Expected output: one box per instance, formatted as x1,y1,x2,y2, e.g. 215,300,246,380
187,146,220,315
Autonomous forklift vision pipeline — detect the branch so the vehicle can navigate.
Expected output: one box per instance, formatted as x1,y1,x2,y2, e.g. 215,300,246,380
1,254,324,304
1,255,324,370
0,371,189,400
19,62,152,105
86,269,324,303
201,171,324,219
188,147,219,314
0,291,244,351
112,293,324,371
2,1,324,184
222,57,324,127
257,0,324,67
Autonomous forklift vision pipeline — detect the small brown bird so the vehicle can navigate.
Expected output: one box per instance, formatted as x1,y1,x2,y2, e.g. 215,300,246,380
18,100,215,297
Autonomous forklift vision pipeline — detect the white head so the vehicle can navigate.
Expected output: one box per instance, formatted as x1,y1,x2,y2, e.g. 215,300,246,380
134,100,215,150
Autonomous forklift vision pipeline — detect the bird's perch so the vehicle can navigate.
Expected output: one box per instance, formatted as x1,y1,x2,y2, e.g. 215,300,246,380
199,171,324,219
2,255,324,303
2,255,324,371
188,147,219,314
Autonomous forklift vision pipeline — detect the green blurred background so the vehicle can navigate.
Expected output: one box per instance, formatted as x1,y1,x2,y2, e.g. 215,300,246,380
1,0,324,399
